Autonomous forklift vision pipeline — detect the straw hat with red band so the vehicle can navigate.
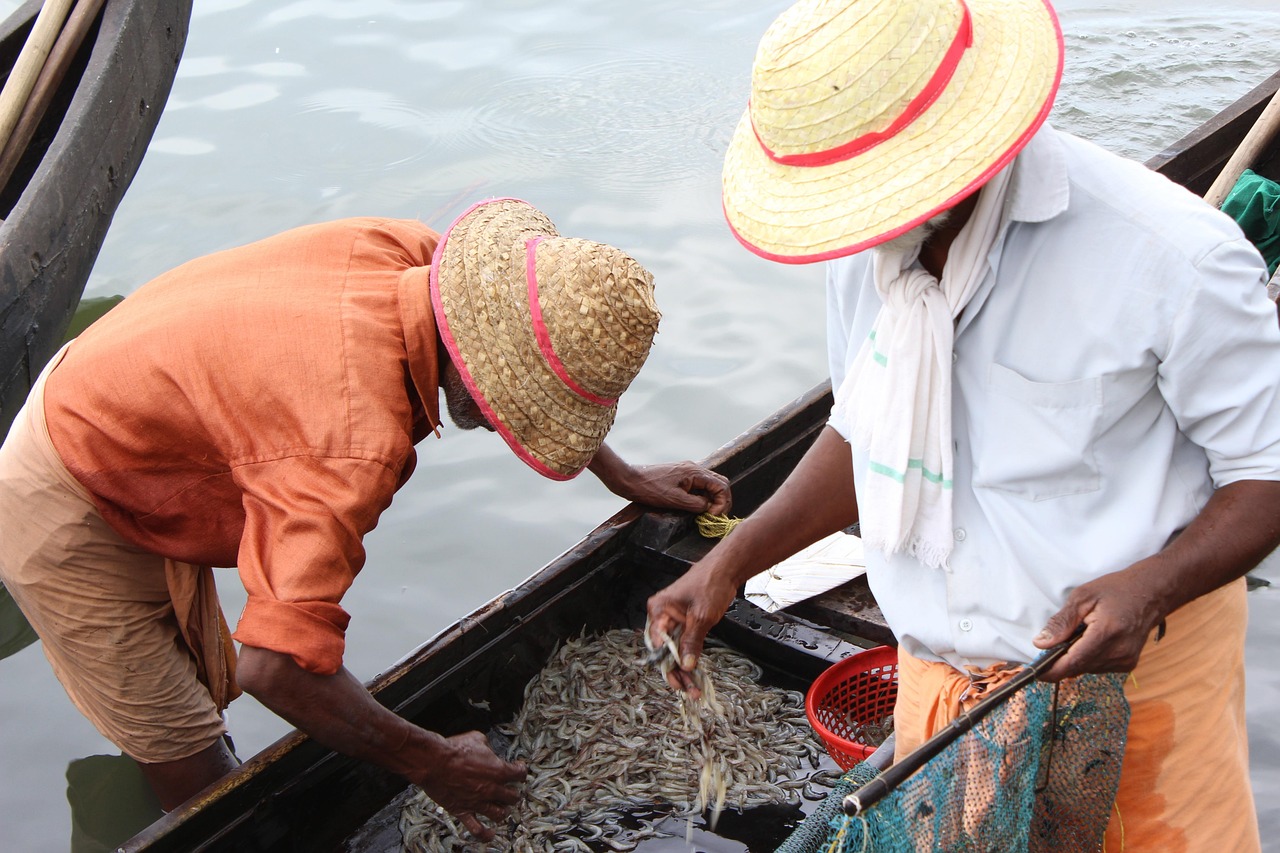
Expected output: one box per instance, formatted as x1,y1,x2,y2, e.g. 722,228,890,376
430,198,660,480
722,0,1064,263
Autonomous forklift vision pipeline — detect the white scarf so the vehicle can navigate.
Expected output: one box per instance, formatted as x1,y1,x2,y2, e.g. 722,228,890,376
835,167,1012,569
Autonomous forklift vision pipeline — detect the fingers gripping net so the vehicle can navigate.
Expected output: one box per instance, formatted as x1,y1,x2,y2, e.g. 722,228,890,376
778,673,1129,853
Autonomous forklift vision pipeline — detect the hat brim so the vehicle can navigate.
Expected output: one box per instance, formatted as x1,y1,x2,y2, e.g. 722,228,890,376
722,0,1063,263
430,199,617,480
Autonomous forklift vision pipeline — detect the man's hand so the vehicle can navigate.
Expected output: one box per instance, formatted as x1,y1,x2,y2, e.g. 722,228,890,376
643,427,860,695
1032,561,1166,682
588,443,731,514
237,646,526,841
645,561,739,697
1034,479,1280,681
614,460,732,514
413,730,527,841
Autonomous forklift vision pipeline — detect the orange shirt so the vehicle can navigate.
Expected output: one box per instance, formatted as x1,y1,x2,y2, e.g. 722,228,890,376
43,218,443,675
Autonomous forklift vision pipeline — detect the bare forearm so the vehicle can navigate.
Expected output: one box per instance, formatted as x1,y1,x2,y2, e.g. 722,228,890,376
587,442,629,493
1142,478,1280,615
700,426,858,587
237,646,436,779
237,642,525,840
587,441,732,514
1037,478,1280,679
646,426,858,687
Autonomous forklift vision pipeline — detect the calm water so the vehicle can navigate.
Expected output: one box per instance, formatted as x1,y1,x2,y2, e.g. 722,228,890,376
2,1,1280,849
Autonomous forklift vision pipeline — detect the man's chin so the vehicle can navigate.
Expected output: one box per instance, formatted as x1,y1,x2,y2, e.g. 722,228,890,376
876,211,952,256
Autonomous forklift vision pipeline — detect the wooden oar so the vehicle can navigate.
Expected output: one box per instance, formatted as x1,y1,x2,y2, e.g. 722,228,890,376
0,0,76,158
1204,86,1280,209
0,0,105,193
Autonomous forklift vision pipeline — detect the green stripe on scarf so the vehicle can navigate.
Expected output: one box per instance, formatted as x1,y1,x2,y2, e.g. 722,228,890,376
868,458,953,488
868,329,888,366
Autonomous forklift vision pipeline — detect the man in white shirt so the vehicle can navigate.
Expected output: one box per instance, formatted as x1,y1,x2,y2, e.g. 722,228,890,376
647,0,1280,848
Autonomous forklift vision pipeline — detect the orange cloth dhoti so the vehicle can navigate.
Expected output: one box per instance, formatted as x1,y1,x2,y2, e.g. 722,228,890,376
0,349,237,764
892,579,1260,852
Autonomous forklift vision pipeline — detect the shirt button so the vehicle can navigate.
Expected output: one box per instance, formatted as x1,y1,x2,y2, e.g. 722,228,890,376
954,528,966,541
951,351,958,364
959,618,974,632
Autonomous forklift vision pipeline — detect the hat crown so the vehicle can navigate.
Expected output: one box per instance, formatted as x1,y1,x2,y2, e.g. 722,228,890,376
533,237,659,401
751,0,968,160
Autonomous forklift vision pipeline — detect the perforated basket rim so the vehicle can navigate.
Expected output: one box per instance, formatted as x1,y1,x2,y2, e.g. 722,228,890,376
805,644,899,767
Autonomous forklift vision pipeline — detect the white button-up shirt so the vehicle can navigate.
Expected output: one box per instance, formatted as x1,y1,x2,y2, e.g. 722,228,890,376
826,126,1280,669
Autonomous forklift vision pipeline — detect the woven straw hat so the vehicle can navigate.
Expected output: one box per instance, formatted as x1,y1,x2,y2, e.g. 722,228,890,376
430,198,660,480
722,0,1063,263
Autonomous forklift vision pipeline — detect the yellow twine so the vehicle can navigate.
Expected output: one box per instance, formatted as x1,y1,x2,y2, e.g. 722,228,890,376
824,818,849,853
695,513,744,539
823,814,870,853
1102,801,1125,852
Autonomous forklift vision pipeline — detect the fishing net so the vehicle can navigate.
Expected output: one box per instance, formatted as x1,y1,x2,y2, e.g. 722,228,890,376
777,672,1129,853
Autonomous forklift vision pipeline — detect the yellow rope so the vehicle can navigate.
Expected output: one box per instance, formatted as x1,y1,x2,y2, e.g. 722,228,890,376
824,818,849,853
695,513,744,539
823,815,870,853
1102,801,1124,851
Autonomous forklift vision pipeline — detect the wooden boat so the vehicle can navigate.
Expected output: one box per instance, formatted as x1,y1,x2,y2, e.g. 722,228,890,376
0,0,193,435
122,69,1280,851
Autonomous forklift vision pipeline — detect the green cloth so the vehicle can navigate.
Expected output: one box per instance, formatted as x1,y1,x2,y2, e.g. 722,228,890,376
66,754,164,853
0,581,38,661
1222,169,1280,276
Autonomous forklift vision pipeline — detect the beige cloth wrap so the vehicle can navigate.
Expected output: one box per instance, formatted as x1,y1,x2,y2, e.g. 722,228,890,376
0,347,238,763
892,578,1260,853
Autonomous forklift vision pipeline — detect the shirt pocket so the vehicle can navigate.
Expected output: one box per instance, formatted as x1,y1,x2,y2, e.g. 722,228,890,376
973,363,1103,501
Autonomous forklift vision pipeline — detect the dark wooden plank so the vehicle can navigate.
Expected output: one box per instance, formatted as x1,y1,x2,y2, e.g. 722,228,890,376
0,0,192,436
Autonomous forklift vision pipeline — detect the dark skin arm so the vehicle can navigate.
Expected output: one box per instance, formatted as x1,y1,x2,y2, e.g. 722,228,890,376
645,426,856,694
1035,478,1280,680
589,442,732,515
237,645,526,841
441,355,730,514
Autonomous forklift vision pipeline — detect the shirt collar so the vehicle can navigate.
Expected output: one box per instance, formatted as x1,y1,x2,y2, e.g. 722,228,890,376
1005,124,1070,224
951,127,1068,337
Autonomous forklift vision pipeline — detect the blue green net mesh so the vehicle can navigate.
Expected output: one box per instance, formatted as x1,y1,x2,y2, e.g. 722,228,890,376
778,673,1130,853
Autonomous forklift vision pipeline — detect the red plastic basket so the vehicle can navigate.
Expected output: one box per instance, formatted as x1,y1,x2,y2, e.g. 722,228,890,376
805,645,899,770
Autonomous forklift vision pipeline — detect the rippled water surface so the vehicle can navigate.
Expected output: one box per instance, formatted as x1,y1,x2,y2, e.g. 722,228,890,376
2,1,1279,849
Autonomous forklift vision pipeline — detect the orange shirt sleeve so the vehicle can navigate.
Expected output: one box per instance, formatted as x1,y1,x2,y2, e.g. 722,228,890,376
229,452,405,675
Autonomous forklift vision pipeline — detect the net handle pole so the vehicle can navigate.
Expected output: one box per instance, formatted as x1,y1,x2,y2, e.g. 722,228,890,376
840,623,1085,817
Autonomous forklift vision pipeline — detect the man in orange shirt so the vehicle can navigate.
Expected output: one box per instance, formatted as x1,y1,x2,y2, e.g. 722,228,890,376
0,198,729,839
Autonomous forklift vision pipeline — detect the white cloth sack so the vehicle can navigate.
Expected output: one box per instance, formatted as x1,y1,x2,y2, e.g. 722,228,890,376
743,531,867,613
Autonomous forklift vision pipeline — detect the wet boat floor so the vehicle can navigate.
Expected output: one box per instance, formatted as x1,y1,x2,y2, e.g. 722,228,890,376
341,658,848,853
